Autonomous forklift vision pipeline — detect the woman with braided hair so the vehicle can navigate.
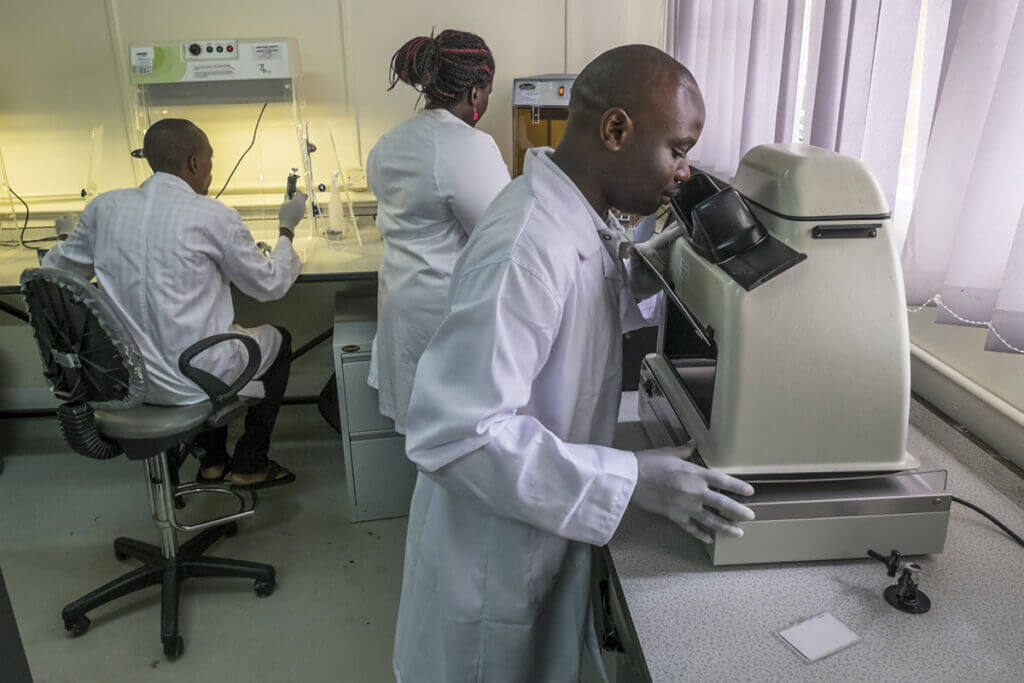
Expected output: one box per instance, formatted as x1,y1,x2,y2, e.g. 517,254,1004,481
366,29,510,435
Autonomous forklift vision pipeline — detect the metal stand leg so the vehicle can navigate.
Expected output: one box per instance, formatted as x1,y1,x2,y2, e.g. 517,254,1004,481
181,556,276,582
160,563,182,658
61,565,162,634
146,454,179,560
60,449,275,658
179,523,237,559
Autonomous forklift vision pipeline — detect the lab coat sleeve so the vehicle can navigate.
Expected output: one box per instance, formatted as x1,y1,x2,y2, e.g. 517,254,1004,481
438,133,511,235
41,205,96,281
404,259,638,547
216,212,302,302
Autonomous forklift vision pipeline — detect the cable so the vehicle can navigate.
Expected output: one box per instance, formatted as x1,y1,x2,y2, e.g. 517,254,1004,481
952,495,1024,547
214,102,269,200
291,327,333,362
0,187,59,248
5,187,29,248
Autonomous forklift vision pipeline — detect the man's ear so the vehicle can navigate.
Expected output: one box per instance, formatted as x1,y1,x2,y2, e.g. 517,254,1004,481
599,107,633,152
187,154,199,175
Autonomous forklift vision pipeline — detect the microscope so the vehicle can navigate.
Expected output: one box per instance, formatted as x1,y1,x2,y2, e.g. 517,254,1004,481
637,144,952,565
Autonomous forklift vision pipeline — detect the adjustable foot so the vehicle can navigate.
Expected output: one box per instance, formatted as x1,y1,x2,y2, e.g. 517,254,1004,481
868,549,932,615
884,584,931,614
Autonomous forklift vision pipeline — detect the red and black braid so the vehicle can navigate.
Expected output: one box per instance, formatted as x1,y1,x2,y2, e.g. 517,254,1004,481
388,29,495,105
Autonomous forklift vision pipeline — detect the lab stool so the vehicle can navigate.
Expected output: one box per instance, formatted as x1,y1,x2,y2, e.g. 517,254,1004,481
20,267,276,659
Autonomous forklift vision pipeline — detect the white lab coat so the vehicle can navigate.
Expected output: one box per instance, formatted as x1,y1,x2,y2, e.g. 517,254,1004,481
393,148,652,682
366,108,510,433
42,173,301,405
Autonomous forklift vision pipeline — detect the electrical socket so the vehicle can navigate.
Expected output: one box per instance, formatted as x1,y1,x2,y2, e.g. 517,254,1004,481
343,167,368,191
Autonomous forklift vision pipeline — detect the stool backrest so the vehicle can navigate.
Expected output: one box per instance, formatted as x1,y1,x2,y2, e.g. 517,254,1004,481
20,268,147,407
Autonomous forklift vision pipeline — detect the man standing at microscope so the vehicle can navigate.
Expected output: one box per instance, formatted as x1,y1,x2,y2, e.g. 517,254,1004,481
45,118,305,490
393,45,755,682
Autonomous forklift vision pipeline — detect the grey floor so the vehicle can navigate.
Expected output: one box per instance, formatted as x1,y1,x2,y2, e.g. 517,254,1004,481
0,405,407,683
5,398,1022,683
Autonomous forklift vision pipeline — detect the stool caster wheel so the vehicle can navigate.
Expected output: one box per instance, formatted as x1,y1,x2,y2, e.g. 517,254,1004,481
163,635,184,658
64,615,90,636
254,578,275,597
223,522,239,538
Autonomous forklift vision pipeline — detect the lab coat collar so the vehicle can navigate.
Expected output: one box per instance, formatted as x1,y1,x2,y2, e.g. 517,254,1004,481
143,172,198,195
417,106,471,129
524,148,606,259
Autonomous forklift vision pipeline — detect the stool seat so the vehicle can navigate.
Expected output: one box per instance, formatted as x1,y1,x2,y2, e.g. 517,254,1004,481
96,403,212,441
95,399,253,460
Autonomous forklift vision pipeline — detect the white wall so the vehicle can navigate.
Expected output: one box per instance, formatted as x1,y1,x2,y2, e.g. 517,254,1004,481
342,0,563,173
566,0,667,72
0,0,133,201
0,0,665,209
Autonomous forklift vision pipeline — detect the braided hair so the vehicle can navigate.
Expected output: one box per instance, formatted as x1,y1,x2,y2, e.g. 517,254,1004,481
388,29,495,106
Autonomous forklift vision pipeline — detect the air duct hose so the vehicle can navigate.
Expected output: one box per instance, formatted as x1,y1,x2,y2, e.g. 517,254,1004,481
56,402,121,460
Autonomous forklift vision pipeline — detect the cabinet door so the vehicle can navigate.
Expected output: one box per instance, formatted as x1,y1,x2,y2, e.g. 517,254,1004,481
591,548,651,683
349,435,415,522
341,358,395,434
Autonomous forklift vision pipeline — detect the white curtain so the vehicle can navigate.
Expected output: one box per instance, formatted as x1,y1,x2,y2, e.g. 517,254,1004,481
667,0,1024,353
667,0,920,206
803,0,922,212
901,0,1024,353
666,0,805,178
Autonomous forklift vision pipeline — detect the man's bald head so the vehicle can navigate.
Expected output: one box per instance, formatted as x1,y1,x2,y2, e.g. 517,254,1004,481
143,119,207,174
142,118,214,195
567,44,700,128
551,44,705,217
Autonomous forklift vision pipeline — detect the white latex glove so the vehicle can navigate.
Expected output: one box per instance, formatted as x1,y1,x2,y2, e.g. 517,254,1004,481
626,224,685,298
632,445,755,543
278,191,307,230
54,213,77,239
632,224,685,276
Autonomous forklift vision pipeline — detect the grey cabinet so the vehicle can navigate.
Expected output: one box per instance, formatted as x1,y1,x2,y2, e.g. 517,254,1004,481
332,292,416,522
349,435,416,520
591,547,650,683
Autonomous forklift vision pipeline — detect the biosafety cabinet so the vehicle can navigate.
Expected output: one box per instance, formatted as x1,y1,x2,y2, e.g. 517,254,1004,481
128,38,354,244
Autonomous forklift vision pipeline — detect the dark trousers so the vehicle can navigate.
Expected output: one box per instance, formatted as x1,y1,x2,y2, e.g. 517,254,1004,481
193,326,291,474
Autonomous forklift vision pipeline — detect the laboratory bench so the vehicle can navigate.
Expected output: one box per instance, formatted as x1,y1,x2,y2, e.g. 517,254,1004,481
0,224,385,413
0,229,385,295
0,188,382,292
600,392,1024,682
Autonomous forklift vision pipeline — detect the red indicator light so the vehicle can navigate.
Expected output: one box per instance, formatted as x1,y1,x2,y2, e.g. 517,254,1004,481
227,45,233,52
558,86,565,96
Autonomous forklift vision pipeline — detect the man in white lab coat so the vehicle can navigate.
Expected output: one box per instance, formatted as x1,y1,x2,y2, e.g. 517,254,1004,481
43,119,306,489
394,45,756,681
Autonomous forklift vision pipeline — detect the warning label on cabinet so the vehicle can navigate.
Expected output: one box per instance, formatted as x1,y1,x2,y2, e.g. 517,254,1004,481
192,64,236,79
131,47,154,75
252,44,282,60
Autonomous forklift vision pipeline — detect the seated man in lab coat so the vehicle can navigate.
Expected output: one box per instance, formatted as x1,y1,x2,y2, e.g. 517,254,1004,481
44,118,306,489
393,45,757,681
